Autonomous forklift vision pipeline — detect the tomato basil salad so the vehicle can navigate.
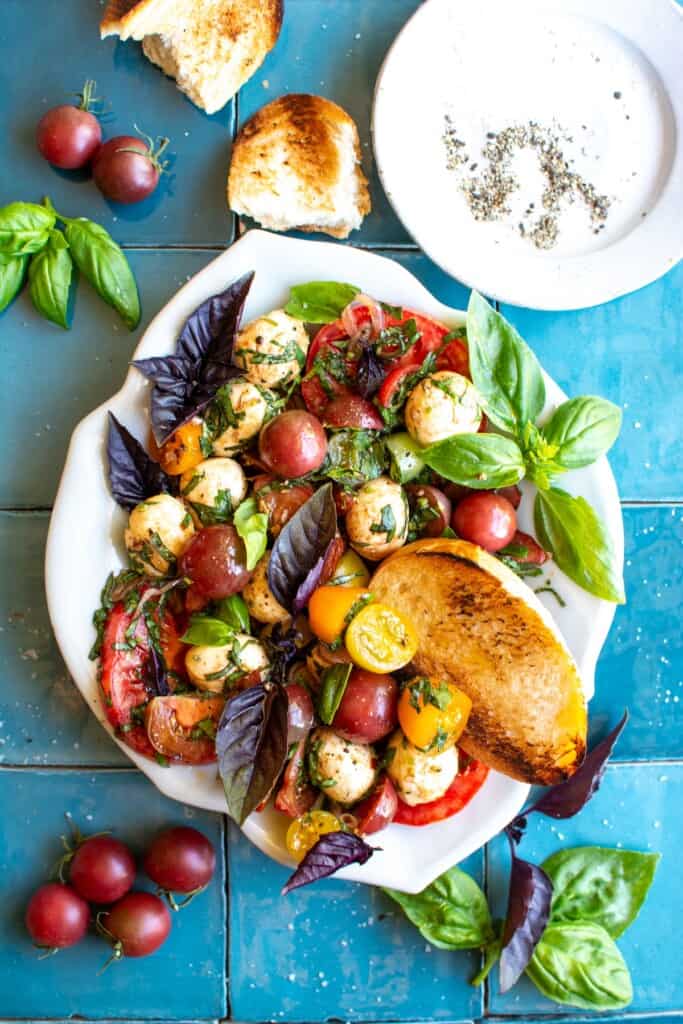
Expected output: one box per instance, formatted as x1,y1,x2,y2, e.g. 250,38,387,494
92,272,623,876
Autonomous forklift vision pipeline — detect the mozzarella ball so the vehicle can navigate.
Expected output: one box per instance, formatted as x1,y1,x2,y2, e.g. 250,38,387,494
185,633,270,692
180,458,247,523
386,730,459,806
233,309,309,389
242,551,290,624
212,377,274,456
308,727,377,805
124,493,194,577
405,371,482,447
345,476,409,562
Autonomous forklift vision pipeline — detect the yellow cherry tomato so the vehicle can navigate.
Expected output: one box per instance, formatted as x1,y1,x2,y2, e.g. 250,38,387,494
285,810,341,861
398,677,472,751
345,602,418,674
158,419,204,476
308,585,372,645
331,549,371,589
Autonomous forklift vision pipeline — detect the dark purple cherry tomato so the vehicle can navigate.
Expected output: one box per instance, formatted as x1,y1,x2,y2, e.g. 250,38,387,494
143,827,216,894
259,411,327,479
254,476,314,536
285,682,315,744
69,835,136,904
179,525,252,600
36,81,102,169
453,492,517,552
322,394,384,431
93,133,168,204
354,774,399,835
25,883,89,949
332,669,398,743
101,891,171,958
496,485,522,510
406,484,452,538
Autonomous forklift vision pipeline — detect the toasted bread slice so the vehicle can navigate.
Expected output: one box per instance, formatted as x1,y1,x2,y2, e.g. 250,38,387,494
228,94,371,238
370,538,587,785
100,0,184,40
141,0,282,114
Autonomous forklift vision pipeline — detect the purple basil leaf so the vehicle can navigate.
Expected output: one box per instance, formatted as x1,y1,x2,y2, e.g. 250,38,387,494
282,831,376,895
177,271,254,364
356,347,386,398
147,643,170,696
291,535,340,613
268,483,338,612
215,681,288,825
264,623,305,687
107,413,172,510
528,710,628,820
499,845,553,993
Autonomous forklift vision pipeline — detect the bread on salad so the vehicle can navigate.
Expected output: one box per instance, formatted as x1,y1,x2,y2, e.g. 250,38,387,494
370,537,587,786
228,93,371,238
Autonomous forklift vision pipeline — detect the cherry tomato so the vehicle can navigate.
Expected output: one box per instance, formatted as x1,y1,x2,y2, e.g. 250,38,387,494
308,585,372,645
345,603,418,674
145,696,224,764
436,334,470,376
285,810,341,861
69,836,136,904
179,525,252,600
301,321,358,417
101,891,171,958
144,827,215,894
330,549,371,588
93,134,168,204
353,774,398,835
157,420,204,476
25,883,89,949
452,492,517,552
377,362,421,409
387,310,451,368
322,394,384,430
398,678,471,752
255,477,314,536
285,682,315,744
332,668,398,743
496,485,522,510
394,758,489,826
406,484,452,538
274,739,317,818
36,81,101,169
507,529,549,565
259,411,328,479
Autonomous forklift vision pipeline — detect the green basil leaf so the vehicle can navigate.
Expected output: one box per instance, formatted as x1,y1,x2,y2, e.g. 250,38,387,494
0,253,29,312
421,433,525,489
234,497,269,571
0,201,55,256
384,865,495,950
526,921,633,1010
317,663,353,725
215,594,251,633
28,230,73,328
543,396,622,470
542,846,659,939
467,291,546,435
285,281,360,323
63,218,140,330
534,487,625,603
180,615,235,646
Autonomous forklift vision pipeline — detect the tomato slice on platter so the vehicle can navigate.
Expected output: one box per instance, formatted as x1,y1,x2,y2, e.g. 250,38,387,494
302,320,357,417
377,362,422,409
145,696,225,765
393,758,489,826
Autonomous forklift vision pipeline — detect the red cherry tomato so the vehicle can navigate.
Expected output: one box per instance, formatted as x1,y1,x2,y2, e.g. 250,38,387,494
331,669,398,744
354,774,398,835
377,362,421,408
101,891,171,958
274,738,318,818
93,134,167,204
36,104,101,169
179,525,252,600
406,484,452,538
435,334,470,376
301,320,356,417
145,696,224,764
322,394,384,430
394,758,489,826
255,478,314,536
259,410,328,479
25,883,89,949
143,827,216,894
496,485,522,509
508,529,550,565
285,683,315,744
453,492,517,552
70,836,136,904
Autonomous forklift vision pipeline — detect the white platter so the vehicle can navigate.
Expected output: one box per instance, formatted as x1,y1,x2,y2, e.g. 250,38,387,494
373,0,682,310
45,230,622,892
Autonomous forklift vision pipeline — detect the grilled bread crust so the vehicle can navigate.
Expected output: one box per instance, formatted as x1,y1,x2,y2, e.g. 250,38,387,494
100,0,184,39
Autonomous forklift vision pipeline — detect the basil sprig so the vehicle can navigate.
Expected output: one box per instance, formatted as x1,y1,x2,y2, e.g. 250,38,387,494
526,920,633,1009
284,280,360,323
421,433,525,490
28,229,73,328
0,201,55,255
384,865,495,950
63,216,139,329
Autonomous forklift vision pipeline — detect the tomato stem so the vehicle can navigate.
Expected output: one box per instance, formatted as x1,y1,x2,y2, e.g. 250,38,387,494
78,79,99,113
158,884,207,911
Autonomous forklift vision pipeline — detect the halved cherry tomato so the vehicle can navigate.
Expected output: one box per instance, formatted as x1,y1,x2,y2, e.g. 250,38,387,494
398,678,472,751
308,585,372,645
353,774,398,835
157,420,204,476
274,739,317,818
330,549,371,588
285,810,341,861
144,696,224,764
345,602,418,674
301,320,357,417
394,758,489,826
377,362,421,409
255,477,315,537
389,310,450,368
436,334,470,376
507,529,550,565
323,394,384,430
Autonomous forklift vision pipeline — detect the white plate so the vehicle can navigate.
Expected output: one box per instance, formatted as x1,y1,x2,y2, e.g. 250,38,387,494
45,230,622,892
373,0,683,310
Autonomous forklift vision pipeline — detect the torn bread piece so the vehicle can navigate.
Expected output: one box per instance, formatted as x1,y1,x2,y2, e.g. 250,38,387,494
228,94,371,238
100,0,185,40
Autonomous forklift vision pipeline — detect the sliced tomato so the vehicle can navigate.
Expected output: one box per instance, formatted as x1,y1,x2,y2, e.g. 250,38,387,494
274,739,317,818
508,529,550,565
302,321,357,417
436,334,470,376
393,758,489,826
145,696,224,764
377,362,421,408
354,774,398,835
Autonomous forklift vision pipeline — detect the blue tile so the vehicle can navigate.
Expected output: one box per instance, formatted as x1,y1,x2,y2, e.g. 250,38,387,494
0,249,214,507
228,823,484,1022
237,0,421,246
500,261,683,502
0,512,126,766
0,0,235,246
0,769,226,1019
486,763,680,1016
